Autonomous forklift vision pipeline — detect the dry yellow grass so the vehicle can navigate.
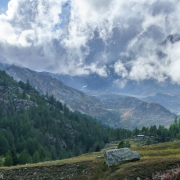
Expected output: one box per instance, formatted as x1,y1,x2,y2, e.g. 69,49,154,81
1,140,180,179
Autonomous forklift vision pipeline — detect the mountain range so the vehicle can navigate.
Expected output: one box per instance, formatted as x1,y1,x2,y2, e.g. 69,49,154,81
0,56,177,129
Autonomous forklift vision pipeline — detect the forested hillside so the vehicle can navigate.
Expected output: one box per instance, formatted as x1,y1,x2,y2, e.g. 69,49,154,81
0,70,132,166
4,64,176,129
0,70,180,167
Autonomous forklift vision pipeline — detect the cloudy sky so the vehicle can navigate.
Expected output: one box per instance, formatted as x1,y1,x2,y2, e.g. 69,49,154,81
0,0,180,84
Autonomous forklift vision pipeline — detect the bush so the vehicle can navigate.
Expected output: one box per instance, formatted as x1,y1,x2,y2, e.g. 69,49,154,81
118,141,124,149
118,141,131,149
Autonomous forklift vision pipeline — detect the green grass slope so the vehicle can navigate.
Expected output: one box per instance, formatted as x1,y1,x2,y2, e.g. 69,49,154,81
1,141,180,179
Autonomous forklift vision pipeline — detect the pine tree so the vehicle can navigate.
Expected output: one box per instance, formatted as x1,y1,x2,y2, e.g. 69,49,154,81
95,144,100,152
50,146,57,160
26,138,37,156
33,151,40,163
39,146,46,162
0,136,9,155
11,149,18,166
0,158,3,167
4,151,13,167
18,149,32,165
26,79,31,90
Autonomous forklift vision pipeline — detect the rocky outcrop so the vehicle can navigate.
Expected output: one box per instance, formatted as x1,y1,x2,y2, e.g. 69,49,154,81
0,98,37,111
13,99,37,110
104,148,141,166
0,85,37,111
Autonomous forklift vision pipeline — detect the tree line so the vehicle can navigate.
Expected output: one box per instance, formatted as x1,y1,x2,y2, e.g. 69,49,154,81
0,70,179,167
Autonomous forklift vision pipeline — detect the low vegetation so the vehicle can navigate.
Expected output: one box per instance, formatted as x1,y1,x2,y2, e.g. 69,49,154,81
1,141,180,179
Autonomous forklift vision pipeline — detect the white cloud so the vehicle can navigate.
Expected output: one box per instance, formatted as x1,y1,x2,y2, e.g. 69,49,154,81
114,60,128,78
165,42,180,83
0,0,180,83
113,79,127,88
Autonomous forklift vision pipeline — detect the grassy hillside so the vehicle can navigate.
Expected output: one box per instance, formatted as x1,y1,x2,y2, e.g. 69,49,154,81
1,141,180,179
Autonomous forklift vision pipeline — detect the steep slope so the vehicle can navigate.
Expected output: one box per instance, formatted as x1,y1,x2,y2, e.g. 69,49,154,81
144,93,180,115
0,64,176,129
0,69,117,165
98,93,176,129
5,65,110,118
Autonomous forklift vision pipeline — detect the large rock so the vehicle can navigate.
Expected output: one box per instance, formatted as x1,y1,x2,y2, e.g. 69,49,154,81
104,148,141,166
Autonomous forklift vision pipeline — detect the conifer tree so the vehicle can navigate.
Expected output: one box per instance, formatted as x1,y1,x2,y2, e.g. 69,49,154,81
33,151,40,163
11,149,18,166
4,151,13,167
39,146,46,162
18,149,32,165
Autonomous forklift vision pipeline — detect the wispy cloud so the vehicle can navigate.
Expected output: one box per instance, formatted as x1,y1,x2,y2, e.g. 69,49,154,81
0,0,180,83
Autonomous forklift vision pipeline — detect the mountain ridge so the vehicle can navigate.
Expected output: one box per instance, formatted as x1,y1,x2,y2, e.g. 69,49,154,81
0,61,176,129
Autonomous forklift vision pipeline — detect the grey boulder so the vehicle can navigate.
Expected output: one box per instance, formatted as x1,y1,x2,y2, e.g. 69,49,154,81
104,148,141,166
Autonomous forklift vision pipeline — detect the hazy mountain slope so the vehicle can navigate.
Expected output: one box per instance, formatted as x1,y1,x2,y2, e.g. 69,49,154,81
0,55,10,70
5,65,114,122
143,93,180,115
2,64,176,129
96,93,176,129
